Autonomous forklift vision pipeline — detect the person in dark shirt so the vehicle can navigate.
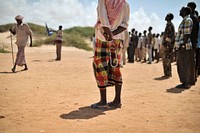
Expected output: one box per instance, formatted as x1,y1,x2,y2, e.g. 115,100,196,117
187,2,199,85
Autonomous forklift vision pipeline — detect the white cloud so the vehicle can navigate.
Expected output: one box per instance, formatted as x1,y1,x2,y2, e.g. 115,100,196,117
128,7,166,34
0,0,97,30
128,7,184,34
0,1,182,34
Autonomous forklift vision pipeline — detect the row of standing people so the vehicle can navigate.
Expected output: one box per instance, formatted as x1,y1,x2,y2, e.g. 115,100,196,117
127,28,165,65
123,2,200,89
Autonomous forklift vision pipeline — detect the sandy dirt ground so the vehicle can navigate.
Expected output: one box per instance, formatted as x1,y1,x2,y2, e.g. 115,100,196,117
0,32,200,133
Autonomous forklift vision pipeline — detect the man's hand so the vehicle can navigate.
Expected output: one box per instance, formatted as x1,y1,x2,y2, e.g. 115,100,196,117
112,26,126,36
9,28,16,35
103,27,113,41
30,41,32,47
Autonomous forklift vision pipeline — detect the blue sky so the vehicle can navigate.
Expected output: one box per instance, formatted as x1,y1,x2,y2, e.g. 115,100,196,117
129,0,200,33
0,0,200,33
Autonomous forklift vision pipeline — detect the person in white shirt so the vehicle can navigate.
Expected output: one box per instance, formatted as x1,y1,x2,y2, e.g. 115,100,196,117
121,30,129,66
135,33,142,61
141,30,147,62
54,25,63,61
154,34,160,63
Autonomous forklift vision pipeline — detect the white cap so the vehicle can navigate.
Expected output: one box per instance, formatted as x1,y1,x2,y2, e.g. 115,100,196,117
15,15,24,20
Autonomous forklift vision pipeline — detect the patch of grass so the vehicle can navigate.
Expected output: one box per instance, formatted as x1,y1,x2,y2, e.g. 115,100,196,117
63,34,92,51
32,40,44,47
0,24,95,51
0,23,13,32
64,26,95,37
28,23,47,35
0,23,47,35
63,26,94,51
0,48,10,53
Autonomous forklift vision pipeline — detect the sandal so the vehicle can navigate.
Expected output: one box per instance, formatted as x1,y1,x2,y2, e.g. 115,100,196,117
91,102,107,109
108,102,122,108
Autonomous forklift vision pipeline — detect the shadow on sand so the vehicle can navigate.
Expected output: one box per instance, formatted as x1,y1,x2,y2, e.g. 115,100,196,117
60,105,118,120
0,69,27,74
166,87,188,94
154,76,170,81
48,59,60,62
0,71,14,74
32,60,42,62
32,59,60,62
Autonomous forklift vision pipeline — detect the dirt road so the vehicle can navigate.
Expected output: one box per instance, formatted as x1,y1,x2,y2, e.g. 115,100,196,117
0,32,200,133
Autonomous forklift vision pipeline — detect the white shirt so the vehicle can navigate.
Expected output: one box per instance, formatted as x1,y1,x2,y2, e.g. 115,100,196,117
12,23,32,46
154,37,160,49
95,0,130,42
137,36,142,48
123,30,129,47
56,30,63,41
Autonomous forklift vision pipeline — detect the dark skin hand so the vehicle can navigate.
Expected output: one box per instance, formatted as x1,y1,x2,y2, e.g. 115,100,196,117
112,26,126,36
103,27,113,41
103,26,126,41
9,28,16,35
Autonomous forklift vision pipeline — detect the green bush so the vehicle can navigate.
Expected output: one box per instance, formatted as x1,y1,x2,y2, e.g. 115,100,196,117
63,33,92,51
0,23,13,32
0,48,10,53
64,26,94,37
28,23,47,35
0,23,94,51
32,40,44,47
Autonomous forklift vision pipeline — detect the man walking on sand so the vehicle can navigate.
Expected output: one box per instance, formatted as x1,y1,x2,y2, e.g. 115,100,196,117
92,0,130,109
10,15,32,73
162,13,175,78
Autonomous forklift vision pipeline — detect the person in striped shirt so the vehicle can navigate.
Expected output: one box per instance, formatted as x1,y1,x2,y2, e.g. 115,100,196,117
175,7,193,89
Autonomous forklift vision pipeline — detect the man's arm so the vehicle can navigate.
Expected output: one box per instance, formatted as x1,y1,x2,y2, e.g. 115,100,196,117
102,27,113,41
112,26,126,36
9,26,16,35
29,35,32,47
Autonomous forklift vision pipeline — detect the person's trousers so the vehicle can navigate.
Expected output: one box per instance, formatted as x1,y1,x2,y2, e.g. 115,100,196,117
147,45,152,63
56,43,62,60
176,49,193,84
196,48,200,75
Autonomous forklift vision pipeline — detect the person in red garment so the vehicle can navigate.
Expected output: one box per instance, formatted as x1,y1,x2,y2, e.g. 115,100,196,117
91,0,130,109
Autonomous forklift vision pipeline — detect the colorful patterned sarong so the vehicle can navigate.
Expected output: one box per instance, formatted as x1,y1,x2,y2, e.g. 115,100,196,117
93,39,122,89
15,46,26,66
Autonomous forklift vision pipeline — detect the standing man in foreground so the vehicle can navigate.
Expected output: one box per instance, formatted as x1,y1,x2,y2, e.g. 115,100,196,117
92,0,130,108
175,7,193,89
10,15,32,73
